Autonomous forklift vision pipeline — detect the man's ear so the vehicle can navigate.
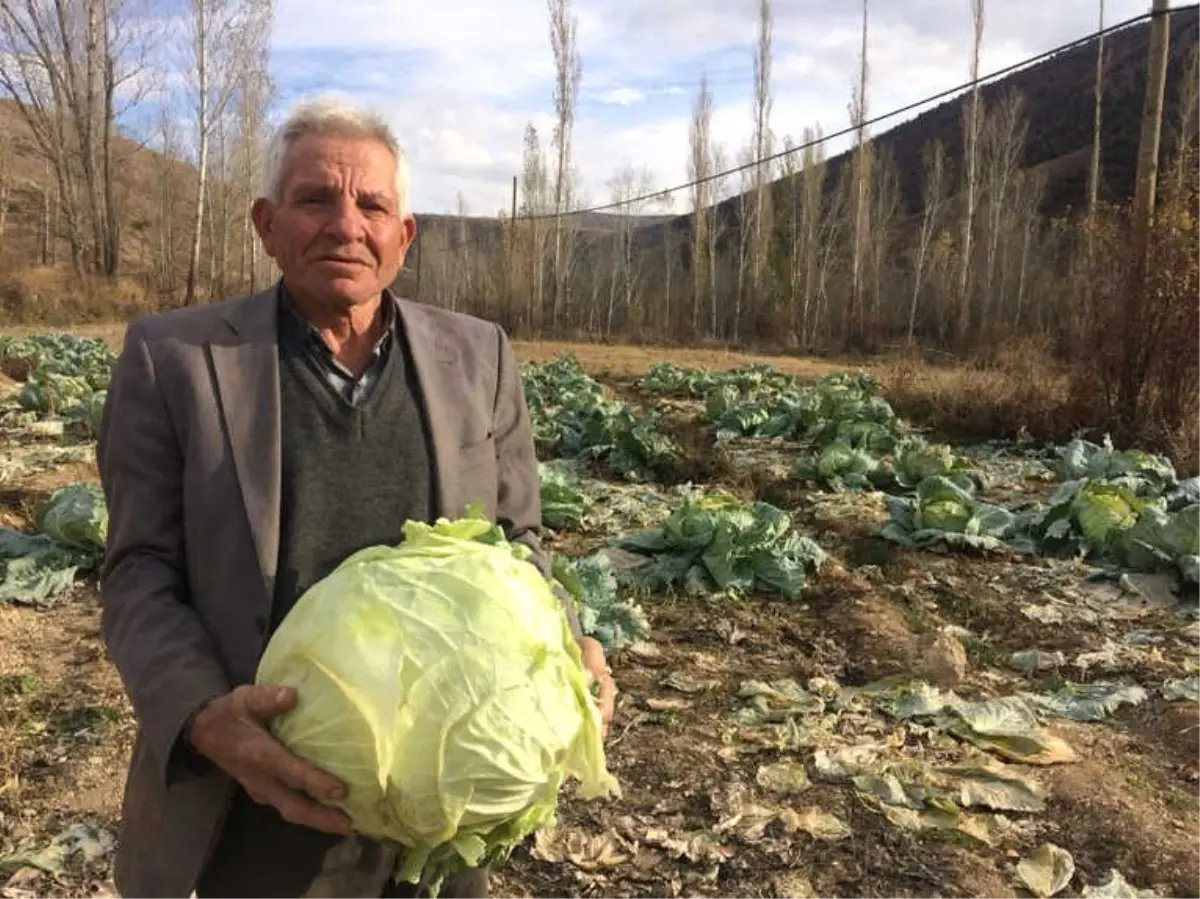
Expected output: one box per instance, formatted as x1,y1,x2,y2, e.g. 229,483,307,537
251,198,277,257
401,214,417,250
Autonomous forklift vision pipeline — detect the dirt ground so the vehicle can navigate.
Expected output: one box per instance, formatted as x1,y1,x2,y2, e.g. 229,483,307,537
0,334,1197,899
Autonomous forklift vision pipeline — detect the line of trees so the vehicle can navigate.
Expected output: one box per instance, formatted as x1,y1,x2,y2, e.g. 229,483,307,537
412,0,1197,365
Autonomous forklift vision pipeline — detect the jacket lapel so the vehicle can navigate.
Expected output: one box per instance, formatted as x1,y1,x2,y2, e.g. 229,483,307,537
209,287,282,600
397,297,458,519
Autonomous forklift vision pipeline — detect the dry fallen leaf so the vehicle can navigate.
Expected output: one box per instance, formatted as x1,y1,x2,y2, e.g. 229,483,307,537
532,828,631,870
1017,843,1075,898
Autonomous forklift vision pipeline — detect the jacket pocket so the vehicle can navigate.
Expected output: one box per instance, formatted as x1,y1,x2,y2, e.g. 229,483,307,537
453,436,498,519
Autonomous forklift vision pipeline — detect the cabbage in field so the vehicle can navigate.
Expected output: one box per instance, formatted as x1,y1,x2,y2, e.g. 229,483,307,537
614,491,826,598
879,476,1035,552
1032,479,1149,557
0,483,107,606
255,515,619,892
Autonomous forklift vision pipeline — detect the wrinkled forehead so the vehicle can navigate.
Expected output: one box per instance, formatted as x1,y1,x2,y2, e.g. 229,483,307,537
280,133,399,198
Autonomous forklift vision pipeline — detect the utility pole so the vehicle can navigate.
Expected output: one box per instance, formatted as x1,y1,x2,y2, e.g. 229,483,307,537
1122,0,1171,421
1130,0,1170,279
508,175,517,313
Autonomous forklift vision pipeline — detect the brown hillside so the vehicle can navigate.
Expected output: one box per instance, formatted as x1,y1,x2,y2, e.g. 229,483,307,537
0,99,199,290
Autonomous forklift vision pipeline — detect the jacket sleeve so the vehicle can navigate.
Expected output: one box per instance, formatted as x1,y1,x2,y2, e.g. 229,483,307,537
97,321,231,785
489,323,583,639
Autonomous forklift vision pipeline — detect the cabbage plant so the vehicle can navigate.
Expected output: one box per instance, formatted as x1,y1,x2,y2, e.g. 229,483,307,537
878,476,1036,553
255,515,619,893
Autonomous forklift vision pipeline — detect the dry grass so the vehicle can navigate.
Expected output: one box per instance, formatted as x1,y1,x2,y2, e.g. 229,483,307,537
878,338,1073,440
0,268,160,326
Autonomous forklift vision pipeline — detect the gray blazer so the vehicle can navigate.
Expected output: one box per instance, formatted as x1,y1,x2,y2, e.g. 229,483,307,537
96,285,573,897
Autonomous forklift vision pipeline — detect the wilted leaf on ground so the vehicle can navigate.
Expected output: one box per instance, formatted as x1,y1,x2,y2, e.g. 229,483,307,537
1009,650,1067,674
772,871,818,898
755,761,811,795
642,829,733,865
1025,681,1149,722
939,763,1046,812
778,807,851,841
645,696,692,712
852,773,928,810
1016,843,1075,898
877,801,993,845
1160,676,1199,702
811,743,889,781
661,671,719,694
531,828,631,870
948,696,1078,765
0,822,114,875
736,678,826,725
1080,869,1162,898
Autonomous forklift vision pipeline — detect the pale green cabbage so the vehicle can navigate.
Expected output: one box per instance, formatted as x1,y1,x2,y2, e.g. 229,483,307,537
255,515,618,892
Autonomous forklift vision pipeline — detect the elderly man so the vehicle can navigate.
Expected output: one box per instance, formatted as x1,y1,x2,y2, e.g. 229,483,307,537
97,96,616,899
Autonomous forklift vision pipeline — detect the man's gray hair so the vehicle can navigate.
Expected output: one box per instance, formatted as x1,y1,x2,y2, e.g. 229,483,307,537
260,95,411,217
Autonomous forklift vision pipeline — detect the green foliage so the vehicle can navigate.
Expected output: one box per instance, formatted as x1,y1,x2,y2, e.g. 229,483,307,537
879,476,1036,554
0,483,108,606
614,491,827,599
521,356,681,481
552,552,650,653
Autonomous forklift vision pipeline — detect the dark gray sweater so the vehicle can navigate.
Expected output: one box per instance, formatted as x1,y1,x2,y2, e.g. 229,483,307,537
270,308,434,631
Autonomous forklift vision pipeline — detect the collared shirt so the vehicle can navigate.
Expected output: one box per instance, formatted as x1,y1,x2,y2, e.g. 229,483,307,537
276,286,397,408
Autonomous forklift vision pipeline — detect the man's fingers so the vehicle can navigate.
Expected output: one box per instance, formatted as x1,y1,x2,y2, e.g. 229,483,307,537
257,778,353,835
268,742,346,802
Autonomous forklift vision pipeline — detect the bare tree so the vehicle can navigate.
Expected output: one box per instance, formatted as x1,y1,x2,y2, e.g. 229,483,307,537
847,0,872,341
547,0,581,327
1088,0,1106,216
979,89,1028,332
749,0,774,307
688,73,715,338
0,0,152,277
233,4,272,293
1166,43,1198,203
604,164,656,335
0,130,11,250
797,127,827,346
707,144,729,339
955,0,986,345
869,144,900,330
1007,167,1045,328
518,122,551,332
182,0,260,305
909,139,948,344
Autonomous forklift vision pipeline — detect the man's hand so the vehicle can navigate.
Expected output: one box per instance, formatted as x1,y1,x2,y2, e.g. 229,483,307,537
577,636,617,738
187,684,353,835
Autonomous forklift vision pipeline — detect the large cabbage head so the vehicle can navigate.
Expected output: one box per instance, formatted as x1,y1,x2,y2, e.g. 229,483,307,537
255,515,619,889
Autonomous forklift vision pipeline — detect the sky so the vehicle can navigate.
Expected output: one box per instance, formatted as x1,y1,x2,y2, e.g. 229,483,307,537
265,0,1153,216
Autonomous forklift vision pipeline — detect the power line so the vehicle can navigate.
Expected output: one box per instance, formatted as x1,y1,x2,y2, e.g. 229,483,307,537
524,4,1193,219
407,0,1196,273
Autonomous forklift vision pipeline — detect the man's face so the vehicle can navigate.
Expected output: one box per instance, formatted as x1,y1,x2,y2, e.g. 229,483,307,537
252,133,416,310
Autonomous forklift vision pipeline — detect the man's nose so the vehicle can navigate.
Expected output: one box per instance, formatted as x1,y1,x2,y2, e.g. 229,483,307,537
324,197,367,241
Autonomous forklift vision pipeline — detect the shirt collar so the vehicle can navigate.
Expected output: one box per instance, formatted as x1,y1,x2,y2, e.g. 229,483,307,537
277,283,397,363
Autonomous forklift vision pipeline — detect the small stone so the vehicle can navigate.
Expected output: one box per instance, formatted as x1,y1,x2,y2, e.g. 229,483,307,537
914,629,968,687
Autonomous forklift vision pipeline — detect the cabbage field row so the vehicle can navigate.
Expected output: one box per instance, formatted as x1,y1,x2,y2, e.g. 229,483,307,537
0,332,1197,898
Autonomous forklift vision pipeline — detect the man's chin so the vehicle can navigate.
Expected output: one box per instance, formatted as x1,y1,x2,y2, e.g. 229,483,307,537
301,277,383,308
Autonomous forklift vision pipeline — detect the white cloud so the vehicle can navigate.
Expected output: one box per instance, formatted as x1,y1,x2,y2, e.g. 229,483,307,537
596,88,647,107
265,0,1157,214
